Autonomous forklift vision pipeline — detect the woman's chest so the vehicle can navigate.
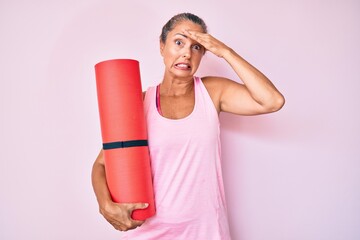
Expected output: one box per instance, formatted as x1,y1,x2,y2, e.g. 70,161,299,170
159,93,195,120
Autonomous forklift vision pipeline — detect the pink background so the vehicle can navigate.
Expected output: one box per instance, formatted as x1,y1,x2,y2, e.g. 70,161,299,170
1,0,359,239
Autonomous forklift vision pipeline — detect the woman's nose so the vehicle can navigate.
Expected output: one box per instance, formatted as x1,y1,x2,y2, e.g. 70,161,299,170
182,48,191,58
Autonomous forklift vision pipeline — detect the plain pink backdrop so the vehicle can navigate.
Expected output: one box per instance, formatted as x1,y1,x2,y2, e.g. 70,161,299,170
1,0,359,239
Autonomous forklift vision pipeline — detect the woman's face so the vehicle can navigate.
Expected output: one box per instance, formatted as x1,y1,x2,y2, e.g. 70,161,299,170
160,20,205,79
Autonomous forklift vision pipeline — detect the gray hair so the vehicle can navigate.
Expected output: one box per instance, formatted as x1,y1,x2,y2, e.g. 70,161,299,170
160,13,208,43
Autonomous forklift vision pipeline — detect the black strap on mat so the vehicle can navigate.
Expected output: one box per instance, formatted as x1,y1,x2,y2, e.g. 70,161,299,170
103,140,148,150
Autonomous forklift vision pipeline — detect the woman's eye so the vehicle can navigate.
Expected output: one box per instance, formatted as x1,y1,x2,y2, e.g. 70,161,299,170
175,40,182,45
193,45,202,51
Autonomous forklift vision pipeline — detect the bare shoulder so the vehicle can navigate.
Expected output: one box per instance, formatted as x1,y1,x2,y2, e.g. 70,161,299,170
201,76,218,96
201,76,249,114
201,76,230,113
201,76,237,96
202,76,236,89
201,76,225,85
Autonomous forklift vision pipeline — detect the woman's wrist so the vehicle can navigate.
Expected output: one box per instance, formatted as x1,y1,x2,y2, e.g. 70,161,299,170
221,47,238,61
99,197,115,214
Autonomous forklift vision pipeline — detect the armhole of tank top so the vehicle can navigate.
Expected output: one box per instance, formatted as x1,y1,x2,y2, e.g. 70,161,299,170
156,84,162,115
197,77,220,119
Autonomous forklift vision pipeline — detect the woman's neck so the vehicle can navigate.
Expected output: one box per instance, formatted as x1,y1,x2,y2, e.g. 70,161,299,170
160,76,194,97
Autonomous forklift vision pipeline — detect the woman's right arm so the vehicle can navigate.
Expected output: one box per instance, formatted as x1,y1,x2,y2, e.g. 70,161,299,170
91,150,148,231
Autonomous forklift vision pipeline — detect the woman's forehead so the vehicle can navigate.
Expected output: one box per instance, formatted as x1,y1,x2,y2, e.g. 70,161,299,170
171,20,204,32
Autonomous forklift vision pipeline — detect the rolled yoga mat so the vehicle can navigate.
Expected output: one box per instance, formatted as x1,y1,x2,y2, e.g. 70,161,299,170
95,59,155,220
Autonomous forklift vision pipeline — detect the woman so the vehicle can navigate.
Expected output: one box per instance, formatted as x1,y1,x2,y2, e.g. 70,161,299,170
92,13,285,239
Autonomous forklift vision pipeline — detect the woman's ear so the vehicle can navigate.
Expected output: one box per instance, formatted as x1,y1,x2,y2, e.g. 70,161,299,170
159,40,164,57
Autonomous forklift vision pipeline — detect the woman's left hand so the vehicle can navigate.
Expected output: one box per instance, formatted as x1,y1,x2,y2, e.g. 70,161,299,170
183,29,231,58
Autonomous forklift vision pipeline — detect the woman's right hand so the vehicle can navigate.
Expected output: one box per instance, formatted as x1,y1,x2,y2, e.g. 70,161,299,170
100,201,149,231
92,150,149,231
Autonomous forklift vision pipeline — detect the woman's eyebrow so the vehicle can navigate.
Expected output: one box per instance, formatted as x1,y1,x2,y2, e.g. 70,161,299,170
174,33,188,38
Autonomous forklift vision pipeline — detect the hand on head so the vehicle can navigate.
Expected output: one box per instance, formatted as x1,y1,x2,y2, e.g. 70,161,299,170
182,29,231,58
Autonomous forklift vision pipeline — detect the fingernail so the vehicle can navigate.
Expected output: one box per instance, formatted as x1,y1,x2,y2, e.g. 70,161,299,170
145,203,149,207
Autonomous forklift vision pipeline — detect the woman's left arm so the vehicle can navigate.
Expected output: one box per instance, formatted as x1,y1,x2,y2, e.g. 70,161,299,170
185,30,285,115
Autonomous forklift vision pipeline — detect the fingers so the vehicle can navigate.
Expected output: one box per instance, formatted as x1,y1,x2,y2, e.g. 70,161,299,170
100,202,148,232
131,219,146,228
126,202,149,212
111,218,143,231
183,29,208,45
183,29,228,58
117,203,147,231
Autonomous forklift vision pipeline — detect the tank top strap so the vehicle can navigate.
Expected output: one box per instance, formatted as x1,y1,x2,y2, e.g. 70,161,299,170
194,76,219,121
144,85,156,118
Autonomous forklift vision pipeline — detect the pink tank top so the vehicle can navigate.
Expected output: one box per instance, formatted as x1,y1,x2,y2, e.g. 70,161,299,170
122,77,231,239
